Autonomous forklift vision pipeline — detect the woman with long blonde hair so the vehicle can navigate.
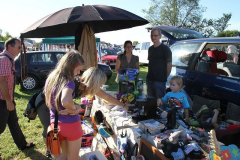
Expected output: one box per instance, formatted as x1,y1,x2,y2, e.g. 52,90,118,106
45,50,85,160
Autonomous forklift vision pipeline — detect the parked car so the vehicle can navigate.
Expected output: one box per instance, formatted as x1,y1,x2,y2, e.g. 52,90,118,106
101,49,118,67
167,37,240,107
133,26,205,64
15,51,113,90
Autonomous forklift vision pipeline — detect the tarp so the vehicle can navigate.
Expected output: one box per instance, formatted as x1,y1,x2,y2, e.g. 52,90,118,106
42,36,100,44
0,41,4,46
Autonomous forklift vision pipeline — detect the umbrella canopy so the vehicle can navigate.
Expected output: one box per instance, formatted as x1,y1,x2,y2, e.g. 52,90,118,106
20,5,149,38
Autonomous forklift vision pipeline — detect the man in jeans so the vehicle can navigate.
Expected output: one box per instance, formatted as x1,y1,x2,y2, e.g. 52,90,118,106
147,28,172,101
0,38,35,155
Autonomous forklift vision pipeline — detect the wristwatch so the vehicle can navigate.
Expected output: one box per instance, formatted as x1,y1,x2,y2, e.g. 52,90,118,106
123,103,127,108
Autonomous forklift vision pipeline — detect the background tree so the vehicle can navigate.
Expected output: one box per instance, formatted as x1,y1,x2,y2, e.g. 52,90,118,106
216,30,240,37
133,41,138,45
143,0,232,37
0,29,13,41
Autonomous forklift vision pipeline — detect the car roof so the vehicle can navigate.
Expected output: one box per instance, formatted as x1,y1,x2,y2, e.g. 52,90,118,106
146,26,205,42
174,37,240,43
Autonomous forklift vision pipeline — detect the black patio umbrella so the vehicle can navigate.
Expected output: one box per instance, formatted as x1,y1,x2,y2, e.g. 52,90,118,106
20,5,149,38
19,5,148,81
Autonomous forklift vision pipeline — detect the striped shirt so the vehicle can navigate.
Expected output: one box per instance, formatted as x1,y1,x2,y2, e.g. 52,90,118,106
0,50,15,101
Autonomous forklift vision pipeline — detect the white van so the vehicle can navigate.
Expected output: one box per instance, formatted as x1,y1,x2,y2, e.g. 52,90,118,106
132,26,204,64
133,42,152,64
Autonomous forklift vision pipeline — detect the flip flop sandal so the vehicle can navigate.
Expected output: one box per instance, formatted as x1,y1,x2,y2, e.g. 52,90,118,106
20,142,36,150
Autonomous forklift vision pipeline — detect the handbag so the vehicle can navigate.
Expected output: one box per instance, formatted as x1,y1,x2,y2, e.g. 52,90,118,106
47,110,61,155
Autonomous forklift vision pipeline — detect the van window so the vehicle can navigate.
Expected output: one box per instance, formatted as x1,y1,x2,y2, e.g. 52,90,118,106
36,53,54,64
29,54,38,64
135,43,141,50
171,42,202,68
145,42,150,50
56,53,65,62
196,44,240,79
141,42,150,50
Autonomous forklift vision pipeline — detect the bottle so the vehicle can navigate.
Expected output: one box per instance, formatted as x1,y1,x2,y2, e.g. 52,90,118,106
84,97,93,117
142,82,147,99
140,106,145,115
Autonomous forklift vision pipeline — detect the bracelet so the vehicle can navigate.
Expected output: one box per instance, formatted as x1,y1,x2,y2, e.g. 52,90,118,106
123,103,127,108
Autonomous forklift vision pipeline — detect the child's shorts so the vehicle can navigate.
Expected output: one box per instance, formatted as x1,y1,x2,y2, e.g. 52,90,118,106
51,120,83,141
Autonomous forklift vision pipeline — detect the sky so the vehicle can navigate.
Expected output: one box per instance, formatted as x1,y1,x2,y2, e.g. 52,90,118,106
0,0,239,45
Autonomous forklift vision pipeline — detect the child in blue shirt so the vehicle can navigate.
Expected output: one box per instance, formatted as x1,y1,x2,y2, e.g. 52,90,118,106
157,76,190,123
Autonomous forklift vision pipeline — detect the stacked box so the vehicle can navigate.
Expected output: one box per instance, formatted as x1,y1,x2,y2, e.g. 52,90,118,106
139,119,165,136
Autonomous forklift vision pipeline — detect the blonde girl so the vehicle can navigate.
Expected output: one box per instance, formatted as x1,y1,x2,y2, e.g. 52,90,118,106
59,67,133,116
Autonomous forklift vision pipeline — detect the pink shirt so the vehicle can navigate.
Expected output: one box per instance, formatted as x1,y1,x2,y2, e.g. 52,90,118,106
0,50,15,101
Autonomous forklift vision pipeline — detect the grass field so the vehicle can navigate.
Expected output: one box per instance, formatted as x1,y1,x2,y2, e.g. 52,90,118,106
0,65,148,160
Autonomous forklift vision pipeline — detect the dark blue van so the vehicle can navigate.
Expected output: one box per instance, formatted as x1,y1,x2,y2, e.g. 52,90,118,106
168,37,240,107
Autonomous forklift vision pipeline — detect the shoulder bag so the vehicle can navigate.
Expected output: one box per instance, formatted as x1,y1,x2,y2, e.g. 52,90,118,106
47,110,61,155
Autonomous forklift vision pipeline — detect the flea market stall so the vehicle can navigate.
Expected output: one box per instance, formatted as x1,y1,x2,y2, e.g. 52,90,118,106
79,69,240,160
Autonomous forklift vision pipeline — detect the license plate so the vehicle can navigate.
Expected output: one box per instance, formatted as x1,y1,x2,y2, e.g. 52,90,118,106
110,63,116,65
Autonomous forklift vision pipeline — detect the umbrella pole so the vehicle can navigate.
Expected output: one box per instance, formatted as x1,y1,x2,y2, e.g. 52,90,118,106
20,37,27,80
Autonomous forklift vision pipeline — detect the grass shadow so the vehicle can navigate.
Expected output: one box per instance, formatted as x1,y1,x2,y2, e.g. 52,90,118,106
14,85,43,100
22,149,52,160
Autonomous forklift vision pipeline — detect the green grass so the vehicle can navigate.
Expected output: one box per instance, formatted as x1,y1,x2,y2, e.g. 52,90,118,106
0,65,148,159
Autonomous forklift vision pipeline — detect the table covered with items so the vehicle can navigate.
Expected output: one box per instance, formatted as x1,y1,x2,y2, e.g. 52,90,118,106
78,69,240,160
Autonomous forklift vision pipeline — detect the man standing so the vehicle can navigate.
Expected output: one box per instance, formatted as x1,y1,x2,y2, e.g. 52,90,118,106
146,28,172,100
0,38,35,154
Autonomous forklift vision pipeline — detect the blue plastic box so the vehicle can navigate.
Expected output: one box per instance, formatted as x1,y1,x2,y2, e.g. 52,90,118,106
118,68,139,81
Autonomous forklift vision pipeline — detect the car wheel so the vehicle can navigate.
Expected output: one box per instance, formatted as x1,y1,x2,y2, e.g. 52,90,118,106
21,75,38,90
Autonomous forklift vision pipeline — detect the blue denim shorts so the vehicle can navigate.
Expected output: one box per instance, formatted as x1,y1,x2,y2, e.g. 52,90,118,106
146,79,166,99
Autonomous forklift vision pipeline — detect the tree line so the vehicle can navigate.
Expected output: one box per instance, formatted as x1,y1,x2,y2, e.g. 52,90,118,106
142,0,239,37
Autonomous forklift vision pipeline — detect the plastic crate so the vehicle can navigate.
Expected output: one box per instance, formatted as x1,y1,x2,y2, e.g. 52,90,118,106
81,136,94,147
82,121,94,137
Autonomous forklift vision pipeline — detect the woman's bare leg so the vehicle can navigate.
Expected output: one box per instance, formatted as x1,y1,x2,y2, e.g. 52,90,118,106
57,140,67,160
67,138,82,160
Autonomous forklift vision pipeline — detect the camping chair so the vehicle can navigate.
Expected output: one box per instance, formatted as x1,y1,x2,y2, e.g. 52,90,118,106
205,50,228,76
225,102,240,122
192,95,220,114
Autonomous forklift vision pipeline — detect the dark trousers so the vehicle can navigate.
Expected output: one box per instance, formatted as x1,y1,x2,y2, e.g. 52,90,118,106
146,79,166,99
0,99,27,149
